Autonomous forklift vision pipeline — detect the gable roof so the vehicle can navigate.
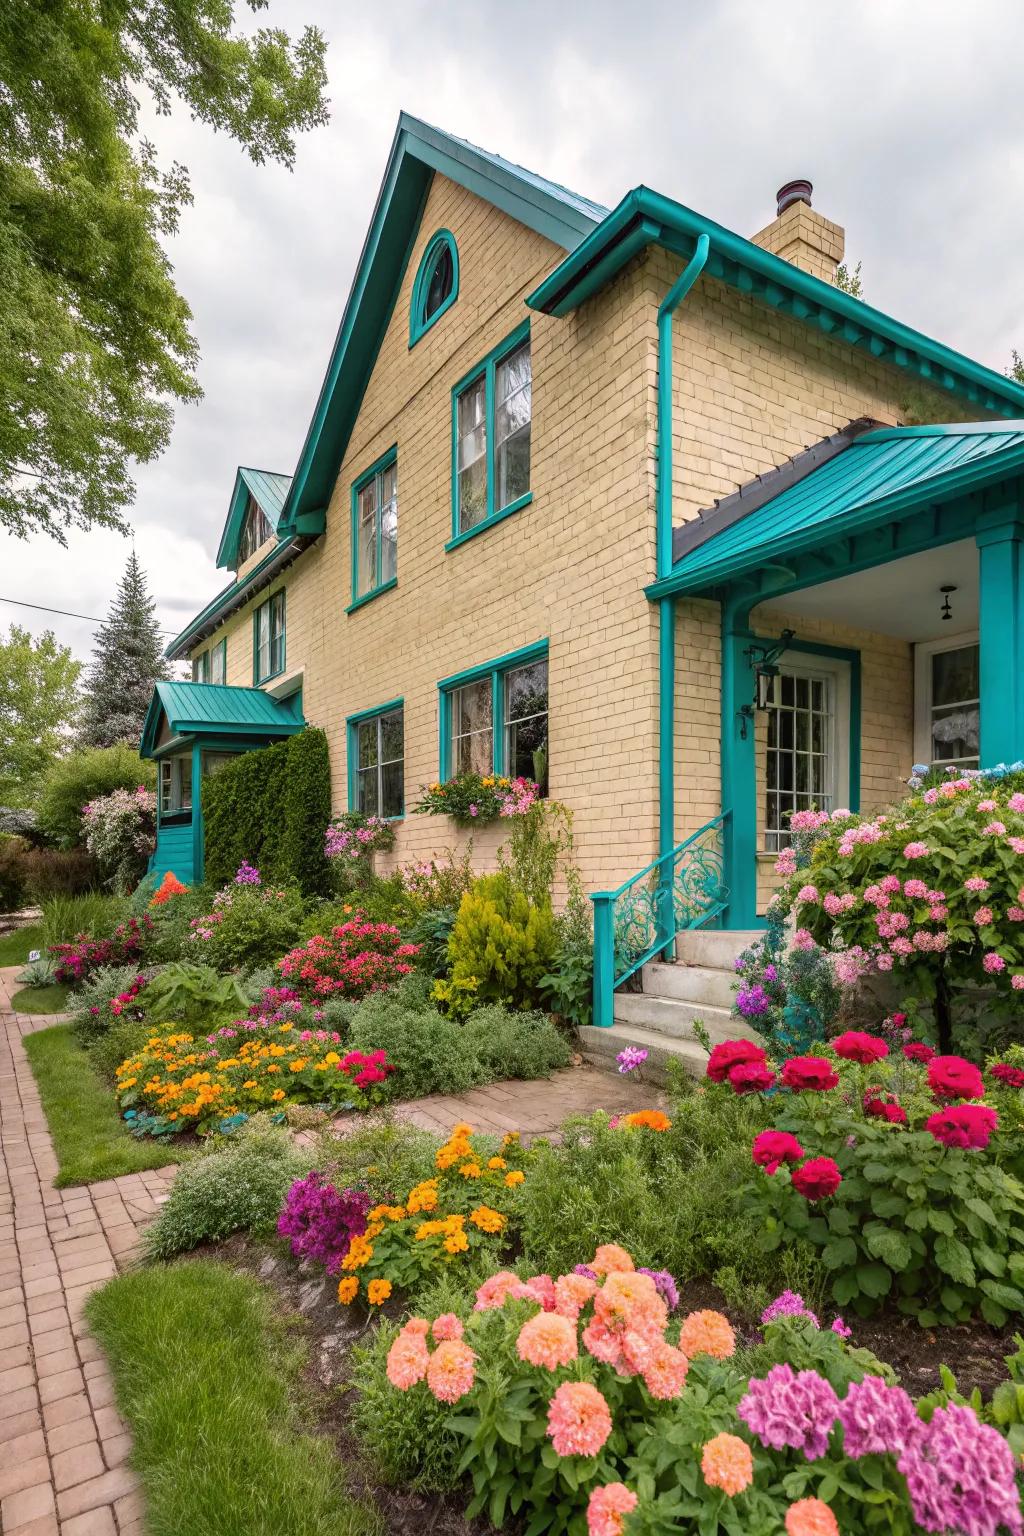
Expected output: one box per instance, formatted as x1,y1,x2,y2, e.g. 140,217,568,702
277,112,607,540
139,680,305,757
527,187,1024,420
216,466,293,570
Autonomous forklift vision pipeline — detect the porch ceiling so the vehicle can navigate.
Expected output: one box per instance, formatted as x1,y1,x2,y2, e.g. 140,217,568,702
758,539,979,641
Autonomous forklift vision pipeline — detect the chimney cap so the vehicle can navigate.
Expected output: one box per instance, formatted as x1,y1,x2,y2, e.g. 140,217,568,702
776,179,813,216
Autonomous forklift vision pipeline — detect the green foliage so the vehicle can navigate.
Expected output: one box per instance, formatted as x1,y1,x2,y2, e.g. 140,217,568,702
139,962,249,1023
918,1335,1024,1460
441,872,559,1020
77,552,170,747
0,625,81,803
202,729,333,896
0,920,44,965
407,907,457,977
0,0,328,544
89,1014,156,1082
542,886,594,1029
0,837,30,911
835,259,864,297
143,1118,308,1260
37,744,155,847
42,891,128,945
146,881,215,962
497,799,569,907
461,1004,572,1080
86,1262,381,1536
191,881,305,972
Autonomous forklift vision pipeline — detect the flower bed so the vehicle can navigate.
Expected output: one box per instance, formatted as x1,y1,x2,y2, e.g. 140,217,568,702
51,915,153,985
276,919,419,1000
413,772,539,825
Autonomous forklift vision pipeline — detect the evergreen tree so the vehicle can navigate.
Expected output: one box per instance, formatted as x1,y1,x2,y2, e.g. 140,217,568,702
78,552,171,748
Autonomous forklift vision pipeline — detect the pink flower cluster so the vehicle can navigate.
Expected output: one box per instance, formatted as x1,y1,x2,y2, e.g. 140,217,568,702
324,816,393,860
50,916,153,985
276,920,419,1000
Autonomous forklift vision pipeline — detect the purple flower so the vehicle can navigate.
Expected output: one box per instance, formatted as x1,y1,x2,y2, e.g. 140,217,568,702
838,1376,919,1459
736,983,770,1018
637,1268,679,1312
234,860,262,885
277,1174,372,1272
760,1290,820,1328
738,1364,839,1460
897,1402,1022,1536
763,963,778,983
573,1265,598,1281
616,1046,648,1074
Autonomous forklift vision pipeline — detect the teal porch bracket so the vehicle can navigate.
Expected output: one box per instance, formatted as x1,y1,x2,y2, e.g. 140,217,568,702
721,594,758,928
977,506,1024,767
591,891,616,1029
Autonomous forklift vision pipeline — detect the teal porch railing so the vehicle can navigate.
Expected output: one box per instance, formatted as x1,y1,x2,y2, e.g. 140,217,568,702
590,813,730,1029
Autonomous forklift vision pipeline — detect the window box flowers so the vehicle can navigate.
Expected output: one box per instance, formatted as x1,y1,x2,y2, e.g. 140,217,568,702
413,772,539,826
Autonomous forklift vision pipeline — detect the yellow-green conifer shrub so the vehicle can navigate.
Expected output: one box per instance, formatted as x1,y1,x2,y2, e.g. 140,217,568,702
437,872,558,1020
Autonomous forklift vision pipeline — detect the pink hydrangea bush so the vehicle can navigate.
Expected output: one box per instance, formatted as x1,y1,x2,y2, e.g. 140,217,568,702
51,915,153,985
277,919,419,1000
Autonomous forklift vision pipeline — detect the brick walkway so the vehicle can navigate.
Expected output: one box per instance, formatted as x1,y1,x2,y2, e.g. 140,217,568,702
0,968,174,1535
392,1061,667,1137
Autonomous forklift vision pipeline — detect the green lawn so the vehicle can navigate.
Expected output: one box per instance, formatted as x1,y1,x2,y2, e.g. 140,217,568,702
23,1025,178,1186
0,922,44,966
11,983,69,1014
87,1262,383,1536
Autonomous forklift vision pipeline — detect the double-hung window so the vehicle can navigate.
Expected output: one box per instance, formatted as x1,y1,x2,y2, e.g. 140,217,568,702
238,496,273,565
159,756,192,818
350,449,398,608
192,639,226,685
451,324,531,545
763,656,852,851
440,642,548,791
253,590,286,684
348,702,404,818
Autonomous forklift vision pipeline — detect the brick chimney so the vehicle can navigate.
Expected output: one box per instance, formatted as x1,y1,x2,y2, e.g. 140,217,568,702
751,180,844,283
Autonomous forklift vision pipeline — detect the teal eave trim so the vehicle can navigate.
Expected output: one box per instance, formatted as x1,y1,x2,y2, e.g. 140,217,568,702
140,681,304,758
445,494,532,551
526,187,1024,419
216,467,293,570
450,320,531,544
346,578,397,614
437,638,548,780
279,113,603,540
346,696,404,813
409,229,459,346
350,444,398,607
165,537,303,661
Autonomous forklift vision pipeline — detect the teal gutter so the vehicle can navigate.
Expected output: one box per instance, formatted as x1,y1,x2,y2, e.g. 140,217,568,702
527,188,1024,419
657,236,710,885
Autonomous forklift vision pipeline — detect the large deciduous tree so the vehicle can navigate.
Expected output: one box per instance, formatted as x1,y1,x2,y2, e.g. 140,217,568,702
78,550,171,748
0,625,82,804
0,1,328,542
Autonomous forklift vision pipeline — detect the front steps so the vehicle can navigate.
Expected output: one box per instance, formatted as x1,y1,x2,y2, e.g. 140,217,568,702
580,928,763,1084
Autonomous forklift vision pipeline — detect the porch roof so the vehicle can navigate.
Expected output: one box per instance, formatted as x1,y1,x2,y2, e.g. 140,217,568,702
139,681,305,758
650,420,1024,602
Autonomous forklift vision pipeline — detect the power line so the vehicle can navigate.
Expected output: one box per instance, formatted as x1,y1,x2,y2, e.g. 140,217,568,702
0,594,181,635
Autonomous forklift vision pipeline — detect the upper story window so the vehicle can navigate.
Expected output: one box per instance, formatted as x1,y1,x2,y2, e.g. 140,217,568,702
450,324,532,548
440,641,549,792
253,590,285,684
192,638,226,685
349,449,397,610
409,230,459,346
238,495,273,565
348,701,404,818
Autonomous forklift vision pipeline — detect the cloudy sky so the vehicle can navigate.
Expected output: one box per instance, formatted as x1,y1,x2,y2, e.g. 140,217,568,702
5,0,1024,667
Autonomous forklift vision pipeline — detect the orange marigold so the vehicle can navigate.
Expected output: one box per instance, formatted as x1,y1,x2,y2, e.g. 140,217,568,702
546,1381,613,1458
444,1230,469,1255
516,1311,578,1371
469,1205,506,1233
337,1276,358,1304
701,1433,753,1495
678,1309,735,1360
586,1483,638,1536
621,1109,672,1132
367,1279,392,1305
426,1339,476,1403
785,1498,839,1536
504,1170,525,1188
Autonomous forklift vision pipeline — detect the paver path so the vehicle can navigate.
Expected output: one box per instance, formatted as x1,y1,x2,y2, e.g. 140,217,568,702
390,1061,667,1137
0,968,174,1535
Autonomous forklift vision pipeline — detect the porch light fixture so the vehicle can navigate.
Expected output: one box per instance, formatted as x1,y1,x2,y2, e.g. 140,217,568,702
940,585,956,622
738,628,796,738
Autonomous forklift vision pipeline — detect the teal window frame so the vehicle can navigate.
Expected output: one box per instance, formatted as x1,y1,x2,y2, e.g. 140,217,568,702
409,229,459,346
346,697,405,819
253,589,286,684
347,446,398,612
192,638,227,685
437,639,548,779
448,321,532,551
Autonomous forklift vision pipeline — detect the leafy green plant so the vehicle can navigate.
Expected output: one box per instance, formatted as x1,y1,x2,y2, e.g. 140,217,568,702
16,953,58,988
439,872,558,1020
139,962,249,1022
189,880,305,972
347,987,487,1099
42,891,127,946
462,1005,572,1081
407,906,456,977
37,744,156,847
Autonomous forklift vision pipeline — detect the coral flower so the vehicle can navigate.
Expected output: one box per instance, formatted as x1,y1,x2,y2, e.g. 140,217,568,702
546,1381,613,1457
701,1433,753,1495
785,1498,839,1536
591,1243,635,1276
385,1331,429,1390
792,1157,843,1200
516,1311,578,1370
678,1309,735,1360
426,1339,476,1403
642,1338,689,1400
586,1483,637,1536
554,1272,598,1318
474,1271,530,1311
620,1109,672,1131
832,1030,888,1064
431,1313,464,1341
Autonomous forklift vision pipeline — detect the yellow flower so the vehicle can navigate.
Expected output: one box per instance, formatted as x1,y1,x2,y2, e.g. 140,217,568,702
242,1080,258,1090
444,1230,469,1255
271,1088,286,1101
459,1162,482,1179
504,1170,525,1188
324,1051,341,1065
367,1279,392,1305
337,1277,358,1304
265,1064,281,1074
289,1059,307,1072
120,1077,137,1089
469,1205,506,1234
278,1023,293,1032
487,1156,507,1170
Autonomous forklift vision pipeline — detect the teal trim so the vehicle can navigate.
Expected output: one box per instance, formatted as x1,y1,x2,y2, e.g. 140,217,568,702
527,186,1024,419
977,509,1024,766
656,236,710,582
437,639,548,779
346,697,405,816
409,230,459,346
450,321,531,545
773,637,862,814
721,598,757,929
191,744,203,880
140,681,305,758
658,598,675,874
216,467,292,570
349,445,398,606
252,589,286,685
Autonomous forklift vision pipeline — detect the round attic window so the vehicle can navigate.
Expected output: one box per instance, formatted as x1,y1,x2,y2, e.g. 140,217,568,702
410,230,459,345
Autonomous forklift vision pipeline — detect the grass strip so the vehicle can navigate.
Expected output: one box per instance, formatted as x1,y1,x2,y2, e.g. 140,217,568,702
0,922,45,965
87,1261,383,1536
11,983,70,1014
23,1024,178,1186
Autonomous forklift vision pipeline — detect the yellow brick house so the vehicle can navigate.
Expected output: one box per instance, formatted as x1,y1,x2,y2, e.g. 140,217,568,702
142,113,1024,1038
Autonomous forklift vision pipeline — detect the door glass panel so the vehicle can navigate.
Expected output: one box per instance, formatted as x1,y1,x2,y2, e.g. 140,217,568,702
927,644,980,770
764,668,835,850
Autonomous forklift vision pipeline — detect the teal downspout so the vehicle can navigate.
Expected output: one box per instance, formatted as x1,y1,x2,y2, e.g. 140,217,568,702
720,594,758,928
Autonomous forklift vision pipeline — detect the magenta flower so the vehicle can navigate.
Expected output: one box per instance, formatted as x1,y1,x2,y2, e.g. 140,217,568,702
738,1364,838,1460
898,1402,1022,1536
838,1376,919,1459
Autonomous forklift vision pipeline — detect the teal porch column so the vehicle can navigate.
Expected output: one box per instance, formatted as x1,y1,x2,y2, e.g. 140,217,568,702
721,596,758,927
977,509,1024,767
191,743,204,882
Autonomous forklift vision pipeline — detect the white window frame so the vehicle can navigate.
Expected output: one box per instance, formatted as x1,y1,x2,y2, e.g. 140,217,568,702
762,653,851,852
913,631,980,771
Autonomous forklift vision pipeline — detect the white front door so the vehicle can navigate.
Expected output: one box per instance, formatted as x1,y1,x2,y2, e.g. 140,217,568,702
762,655,851,850
913,634,980,772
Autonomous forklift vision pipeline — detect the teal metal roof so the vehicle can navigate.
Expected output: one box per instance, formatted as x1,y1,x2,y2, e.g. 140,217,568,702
433,122,609,227
140,681,304,758
239,468,291,523
657,421,1024,597
216,466,293,570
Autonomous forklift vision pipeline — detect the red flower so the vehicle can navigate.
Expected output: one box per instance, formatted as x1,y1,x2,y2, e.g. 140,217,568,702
727,1060,776,1094
706,1039,767,1084
791,1157,843,1200
927,1055,984,1101
926,1104,998,1150
781,1056,840,1092
991,1063,1024,1090
751,1130,804,1175
902,1042,935,1065
832,1031,888,1064
863,1092,907,1125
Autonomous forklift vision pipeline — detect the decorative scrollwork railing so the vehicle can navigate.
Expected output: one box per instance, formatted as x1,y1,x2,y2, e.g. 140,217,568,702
590,813,730,1028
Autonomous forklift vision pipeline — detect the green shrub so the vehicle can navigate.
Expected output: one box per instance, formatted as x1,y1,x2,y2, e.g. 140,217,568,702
439,872,558,1019
37,745,155,847
407,906,456,977
24,848,98,900
314,1114,439,1206
0,836,30,911
147,882,215,962
70,963,149,1046
189,882,305,972
142,1118,309,1260
299,877,419,939
202,728,333,897
461,1004,572,1080
139,962,249,1023
347,987,487,1100
42,892,128,945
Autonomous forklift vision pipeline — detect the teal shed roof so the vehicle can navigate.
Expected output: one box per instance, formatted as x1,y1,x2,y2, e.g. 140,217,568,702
140,681,304,757
216,466,293,570
239,467,292,522
660,420,1024,596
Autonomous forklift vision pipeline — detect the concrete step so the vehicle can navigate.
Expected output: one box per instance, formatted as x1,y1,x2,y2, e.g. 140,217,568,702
641,960,736,1010
612,991,763,1045
579,1022,710,1085
675,928,761,970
